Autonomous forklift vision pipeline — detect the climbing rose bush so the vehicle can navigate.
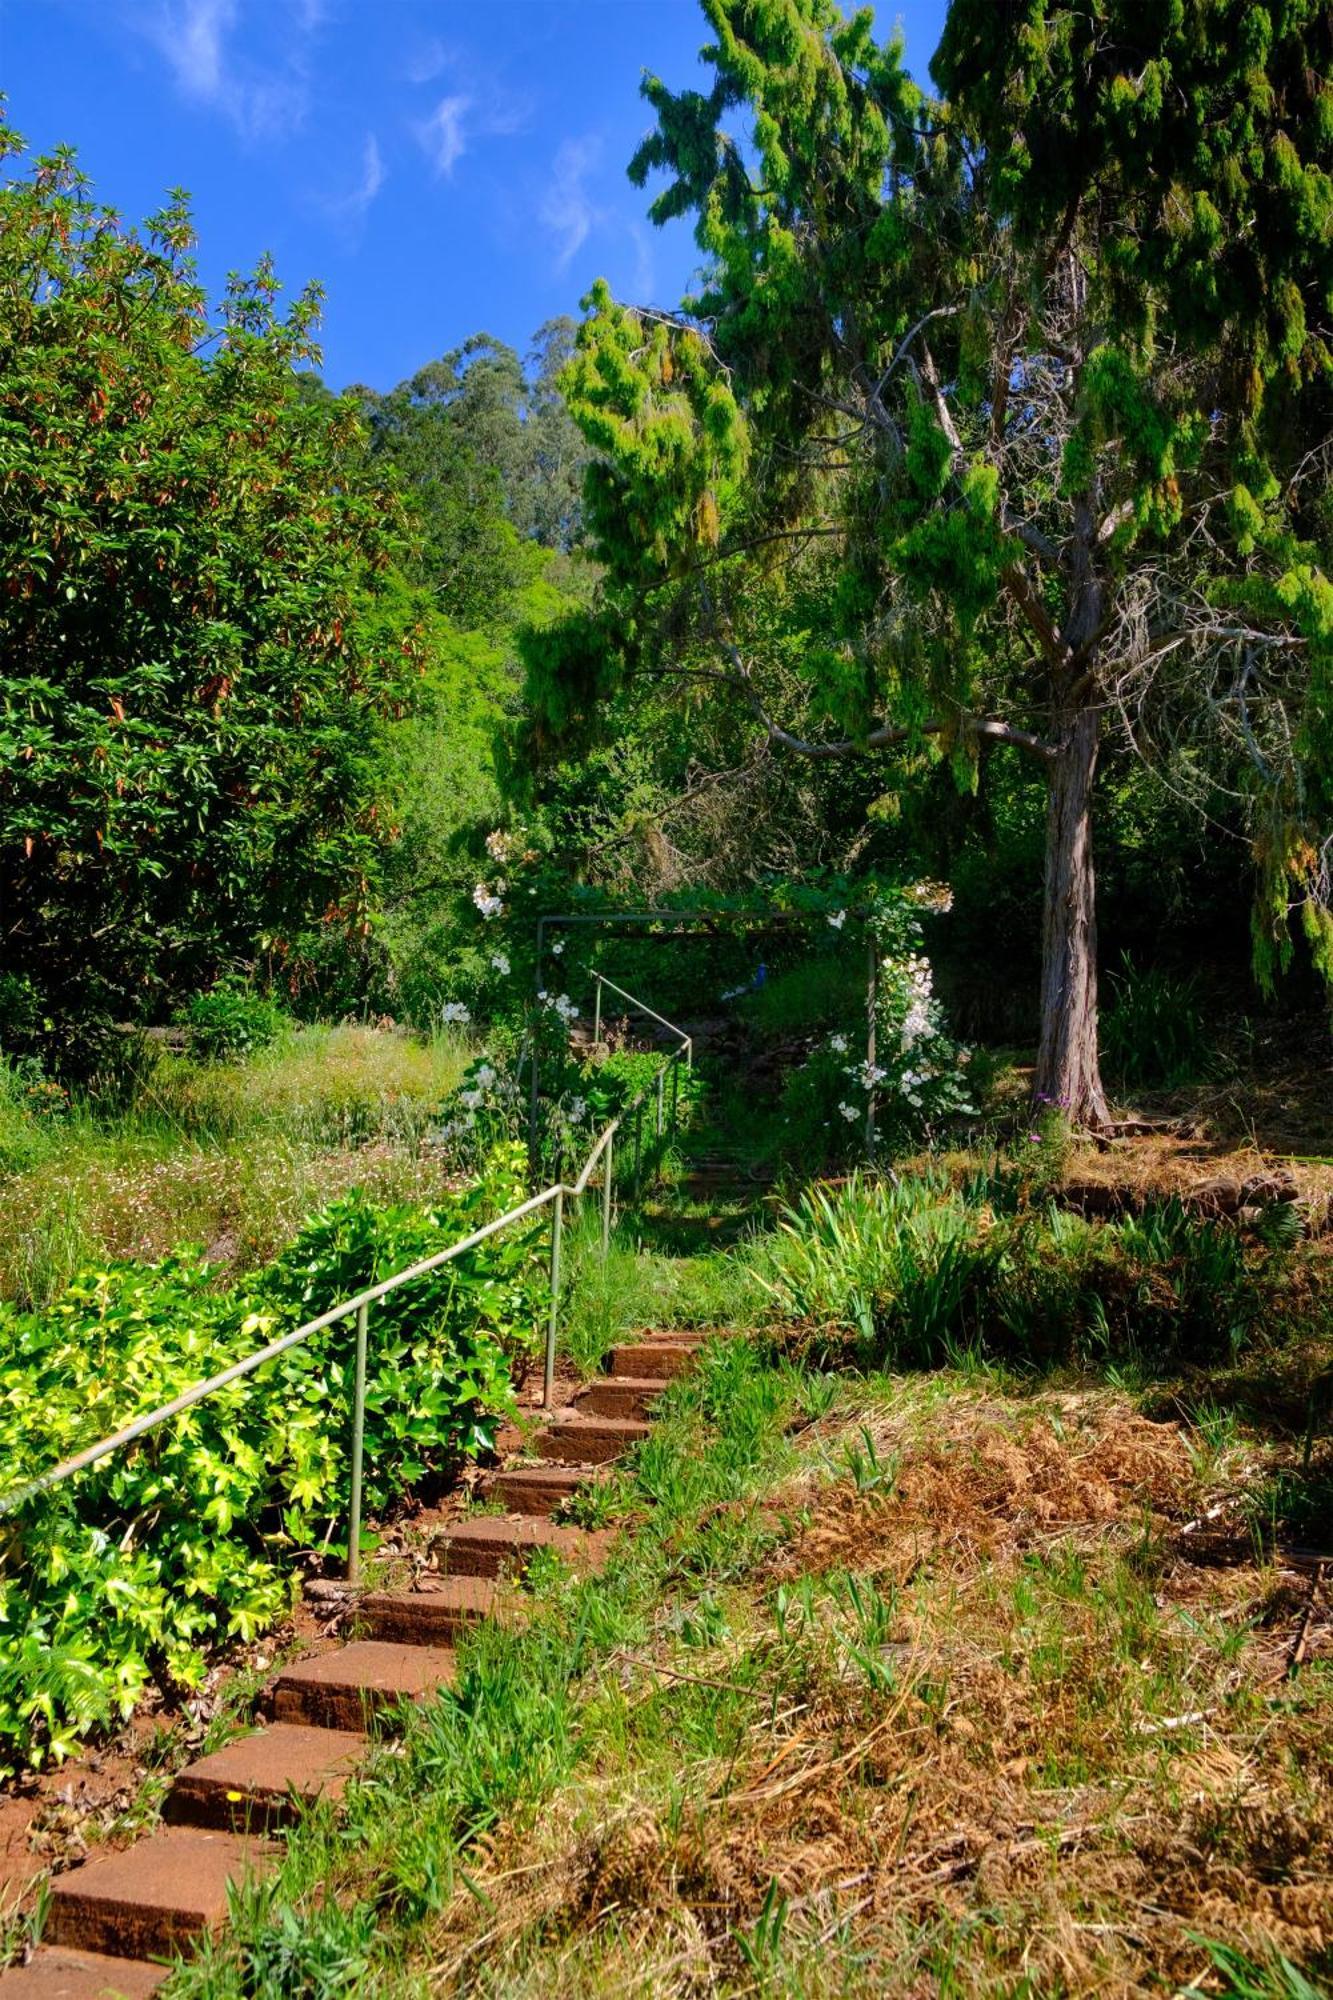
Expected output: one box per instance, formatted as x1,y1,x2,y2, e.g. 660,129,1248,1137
781,886,974,1159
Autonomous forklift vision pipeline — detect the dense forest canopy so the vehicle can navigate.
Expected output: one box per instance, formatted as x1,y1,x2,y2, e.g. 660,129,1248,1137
4,1,1333,1124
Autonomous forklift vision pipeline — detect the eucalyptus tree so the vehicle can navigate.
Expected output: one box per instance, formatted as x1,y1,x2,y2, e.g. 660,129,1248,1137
525,0,1333,1123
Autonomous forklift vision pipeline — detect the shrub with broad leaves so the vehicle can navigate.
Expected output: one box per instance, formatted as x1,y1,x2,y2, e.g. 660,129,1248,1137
0,1144,542,1776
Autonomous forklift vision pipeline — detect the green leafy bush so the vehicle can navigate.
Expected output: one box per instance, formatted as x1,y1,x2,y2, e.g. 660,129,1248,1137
1101,956,1212,1088
760,1175,1276,1372
178,984,291,1064
0,1145,543,1775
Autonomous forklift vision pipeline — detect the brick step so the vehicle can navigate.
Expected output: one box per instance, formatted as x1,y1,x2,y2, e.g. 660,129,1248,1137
272,1640,455,1732
0,1947,166,1997
43,1828,271,1963
608,1342,699,1381
481,1464,594,1516
165,1723,365,1834
428,1515,592,1579
537,1416,651,1465
576,1377,667,1420
356,1577,506,1645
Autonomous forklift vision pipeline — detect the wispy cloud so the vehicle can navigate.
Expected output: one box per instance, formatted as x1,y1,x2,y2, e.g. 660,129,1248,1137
405,35,451,86
413,82,528,180
541,136,601,271
158,0,236,100
137,0,320,141
416,94,471,177
344,132,385,220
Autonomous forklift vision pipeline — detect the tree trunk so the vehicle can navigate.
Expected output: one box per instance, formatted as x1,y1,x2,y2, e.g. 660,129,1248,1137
1035,705,1110,1127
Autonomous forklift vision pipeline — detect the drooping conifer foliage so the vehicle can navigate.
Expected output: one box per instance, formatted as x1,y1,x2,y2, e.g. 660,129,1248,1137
525,0,1333,1123
0,124,433,1054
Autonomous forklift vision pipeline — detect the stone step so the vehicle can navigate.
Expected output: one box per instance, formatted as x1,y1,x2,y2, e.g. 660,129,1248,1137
0,1947,166,1997
357,1577,504,1645
165,1723,366,1834
481,1465,593,1516
537,1416,651,1465
43,1828,271,1963
609,1342,699,1381
576,1377,667,1421
428,1515,591,1579
272,1640,456,1732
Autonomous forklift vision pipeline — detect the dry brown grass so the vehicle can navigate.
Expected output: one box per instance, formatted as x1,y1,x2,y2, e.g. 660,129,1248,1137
414,1388,1333,1997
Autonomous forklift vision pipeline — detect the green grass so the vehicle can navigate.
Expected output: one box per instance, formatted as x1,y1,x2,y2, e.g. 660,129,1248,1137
0,1026,472,1306
556,1205,768,1376
146,1336,1333,1998
163,1336,805,1999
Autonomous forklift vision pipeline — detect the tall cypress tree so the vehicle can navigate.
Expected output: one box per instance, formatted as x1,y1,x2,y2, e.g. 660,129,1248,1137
525,0,1333,1123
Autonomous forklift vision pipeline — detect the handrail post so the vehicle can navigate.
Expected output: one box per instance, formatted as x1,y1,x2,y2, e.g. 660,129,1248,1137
346,1301,369,1585
601,1128,614,1258
633,1100,643,1192
670,1056,679,1138
593,975,602,1047
544,1188,564,1409
656,1067,664,1140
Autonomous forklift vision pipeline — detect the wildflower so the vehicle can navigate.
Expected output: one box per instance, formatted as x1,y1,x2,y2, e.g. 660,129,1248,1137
472,884,504,920
838,1102,859,1122
440,1001,470,1026
485,829,511,863
459,1089,483,1111
566,1096,587,1123
550,939,565,956
827,909,846,930
474,1064,496,1089
829,1033,848,1054
489,952,510,976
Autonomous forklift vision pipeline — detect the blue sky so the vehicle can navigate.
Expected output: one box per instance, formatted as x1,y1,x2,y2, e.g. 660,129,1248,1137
2,1,947,391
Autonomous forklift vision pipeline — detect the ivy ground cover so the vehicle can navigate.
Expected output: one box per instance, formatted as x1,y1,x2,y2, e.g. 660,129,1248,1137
0,1145,545,1776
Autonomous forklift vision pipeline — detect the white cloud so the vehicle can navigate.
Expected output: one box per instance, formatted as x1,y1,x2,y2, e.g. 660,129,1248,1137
344,132,385,219
541,136,601,271
405,35,450,86
159,0,236,100
417,94,471,177
137,0,318,141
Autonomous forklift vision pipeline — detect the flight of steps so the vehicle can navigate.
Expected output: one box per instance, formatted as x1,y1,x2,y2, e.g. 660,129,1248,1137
0,1331,708,1998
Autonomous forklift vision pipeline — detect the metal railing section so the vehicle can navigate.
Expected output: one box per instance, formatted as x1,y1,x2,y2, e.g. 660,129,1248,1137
0,975,693,1586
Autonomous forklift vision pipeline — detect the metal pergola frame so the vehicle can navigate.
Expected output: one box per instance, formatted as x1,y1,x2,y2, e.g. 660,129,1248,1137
527,906,880,1165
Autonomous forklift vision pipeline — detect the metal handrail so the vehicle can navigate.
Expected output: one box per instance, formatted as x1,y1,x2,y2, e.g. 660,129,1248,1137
0,975,693,1584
